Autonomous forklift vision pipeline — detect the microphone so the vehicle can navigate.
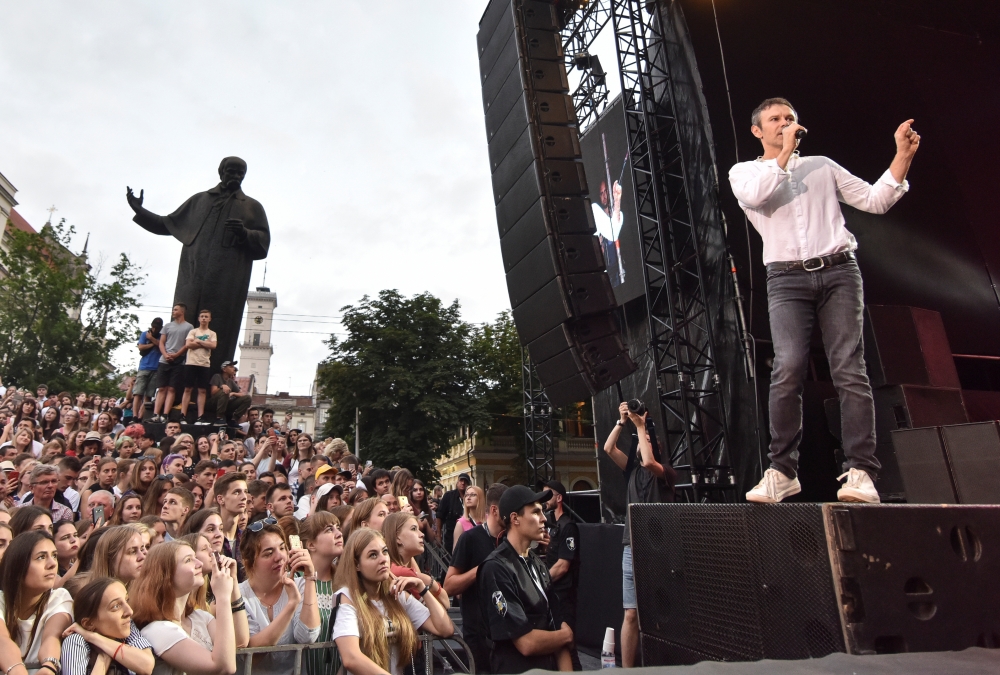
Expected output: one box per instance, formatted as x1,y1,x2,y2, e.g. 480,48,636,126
795,128,808,140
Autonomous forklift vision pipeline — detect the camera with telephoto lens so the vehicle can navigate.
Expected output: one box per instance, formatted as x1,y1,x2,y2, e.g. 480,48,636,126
627,398,647,417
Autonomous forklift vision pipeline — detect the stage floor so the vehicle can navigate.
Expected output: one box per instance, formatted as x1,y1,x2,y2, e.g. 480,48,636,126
557,647,999,674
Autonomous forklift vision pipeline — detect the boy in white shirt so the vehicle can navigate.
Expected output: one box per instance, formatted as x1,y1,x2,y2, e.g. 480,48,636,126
182,309,218,424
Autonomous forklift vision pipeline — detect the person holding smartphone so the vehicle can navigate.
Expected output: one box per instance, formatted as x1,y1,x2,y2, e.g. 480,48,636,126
238,519,320,675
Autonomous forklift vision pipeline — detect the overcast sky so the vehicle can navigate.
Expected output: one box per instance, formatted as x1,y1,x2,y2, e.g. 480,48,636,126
1,1,623,395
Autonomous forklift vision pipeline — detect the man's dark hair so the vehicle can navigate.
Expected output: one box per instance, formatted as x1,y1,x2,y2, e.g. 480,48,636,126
174,303,187,311
109,408,123,421
218,459,236,469
198,309,212,316
247,479,270,498
37,384,48,391
500,503,533,530
485,483,508,508
370,468,390,484
58,456,82,472
18,417,36,429
312,455,332,467
266,483,292,504
166,487,194,511
213,471,247,498
194,460,216,474
272,464,287,478
258,471,275,482
262,408,275,417
751,97,797,128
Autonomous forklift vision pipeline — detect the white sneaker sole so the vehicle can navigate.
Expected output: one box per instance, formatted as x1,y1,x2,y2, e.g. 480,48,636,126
837,488,880,504
746,481,802,504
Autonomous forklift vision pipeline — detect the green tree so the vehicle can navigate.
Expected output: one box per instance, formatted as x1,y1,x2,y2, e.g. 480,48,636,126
0,219,144,394
468,310,522,437
316,290,486,481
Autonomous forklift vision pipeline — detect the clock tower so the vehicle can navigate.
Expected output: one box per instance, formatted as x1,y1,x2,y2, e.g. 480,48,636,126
239,286,277,394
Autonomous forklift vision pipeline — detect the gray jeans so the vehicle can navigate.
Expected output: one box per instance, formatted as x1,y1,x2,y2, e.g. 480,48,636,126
766,260,880,479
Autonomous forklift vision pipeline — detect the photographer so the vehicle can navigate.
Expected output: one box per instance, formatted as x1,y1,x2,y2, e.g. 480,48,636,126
602,400,676,668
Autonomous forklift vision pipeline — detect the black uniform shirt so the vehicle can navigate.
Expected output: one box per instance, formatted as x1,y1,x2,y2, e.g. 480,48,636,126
479,539,557,674
450,522,501,641
545,511,579,595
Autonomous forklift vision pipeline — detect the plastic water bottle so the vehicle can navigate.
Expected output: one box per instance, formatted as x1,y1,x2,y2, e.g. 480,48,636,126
601,627,616,668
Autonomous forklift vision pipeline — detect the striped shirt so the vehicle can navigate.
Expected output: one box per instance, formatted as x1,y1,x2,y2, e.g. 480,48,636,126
61,623,152,675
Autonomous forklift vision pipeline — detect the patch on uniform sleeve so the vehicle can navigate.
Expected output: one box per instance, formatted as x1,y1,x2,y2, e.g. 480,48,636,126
492,591,508,617
566,536,576,551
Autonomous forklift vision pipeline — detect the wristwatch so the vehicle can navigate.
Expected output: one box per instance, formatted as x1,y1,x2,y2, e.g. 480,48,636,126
616,420,624,427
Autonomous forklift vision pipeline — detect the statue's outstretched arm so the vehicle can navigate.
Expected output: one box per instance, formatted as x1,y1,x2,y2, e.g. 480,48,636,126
127,186,170,236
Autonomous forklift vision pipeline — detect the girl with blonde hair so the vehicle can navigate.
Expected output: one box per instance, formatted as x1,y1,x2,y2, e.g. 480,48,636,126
452,485,485,552
341,497,389,543
381,512,449,607
299,512,344,675
332,528,453,675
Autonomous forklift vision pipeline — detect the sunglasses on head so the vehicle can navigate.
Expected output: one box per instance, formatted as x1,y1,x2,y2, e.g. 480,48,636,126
248,517,278,533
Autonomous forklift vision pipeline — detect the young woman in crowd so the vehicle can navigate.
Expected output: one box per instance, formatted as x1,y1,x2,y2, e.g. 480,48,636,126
342,498,389,542
66,431,87,458
452,485,485,552
83,525,148,591
94,414,115,439
331,528,453,675
0,429,35,462
0,530,74,675
0,522,11,563
141,478,174,518
137,517,165,548
160,455,186,478
389,469,413,504
113,461,135,499
52,521,80,587
77,410,93,433
130,460,158,497
39,409,60,443
299,512,343,675
10,507,52,539
110,494,143,526
239,519,320,675
194,437,212,464
408,479,437,543
181,510,224,556
190,485,205,512
55,410,81,442
382,513,450,608
284,434,314,488
170,436,196,469
60,577,154,675
131,541,237,675
329,506,354,536
179,534,249,648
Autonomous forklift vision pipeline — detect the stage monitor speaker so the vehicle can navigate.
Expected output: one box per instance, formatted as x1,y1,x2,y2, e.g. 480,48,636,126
478,0,636,405
873,384,968,498
889,427,958,504
941,422,1000,504
629,503,1000,665
864,306,961,389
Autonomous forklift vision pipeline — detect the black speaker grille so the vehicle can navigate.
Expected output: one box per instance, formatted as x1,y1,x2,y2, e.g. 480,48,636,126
630,504,844,663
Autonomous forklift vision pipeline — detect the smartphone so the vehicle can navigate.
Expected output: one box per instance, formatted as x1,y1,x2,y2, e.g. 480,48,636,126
213,551,223,570
365,460,372,468
398,496,409,510
288,534,301,550
93,505,106,525
267,428,277,439
348,463,357,472
6,471,17,485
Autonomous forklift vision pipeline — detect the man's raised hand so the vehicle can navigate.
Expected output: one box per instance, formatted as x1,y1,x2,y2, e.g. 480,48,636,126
895,119,920,157
126,187,144,212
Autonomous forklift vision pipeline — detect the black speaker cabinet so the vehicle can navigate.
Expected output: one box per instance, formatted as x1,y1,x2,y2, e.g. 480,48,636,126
864,306,961,389
941,422,1000,504
629,503,1000,664
478,0,635,405
889,426,958,504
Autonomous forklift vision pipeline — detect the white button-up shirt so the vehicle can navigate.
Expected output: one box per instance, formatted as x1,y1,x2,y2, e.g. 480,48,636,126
728,154,908,265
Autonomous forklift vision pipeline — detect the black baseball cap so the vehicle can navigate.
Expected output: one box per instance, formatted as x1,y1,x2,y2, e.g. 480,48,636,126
221,360,238,368
499,485,553,520
546,480,567,497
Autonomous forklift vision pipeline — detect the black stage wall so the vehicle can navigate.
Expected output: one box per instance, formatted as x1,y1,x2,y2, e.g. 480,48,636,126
594,0,1000,511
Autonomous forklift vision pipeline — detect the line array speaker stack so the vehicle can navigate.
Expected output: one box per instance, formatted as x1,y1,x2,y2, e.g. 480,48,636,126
630,503,1000,665
477,0,636,406
860,306,968,498
891,422,1000,504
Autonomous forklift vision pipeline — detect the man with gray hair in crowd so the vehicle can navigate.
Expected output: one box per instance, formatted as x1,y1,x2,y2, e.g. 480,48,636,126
22,464,74,522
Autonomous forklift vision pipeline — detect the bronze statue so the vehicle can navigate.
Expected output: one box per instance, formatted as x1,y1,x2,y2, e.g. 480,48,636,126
127,157,270,372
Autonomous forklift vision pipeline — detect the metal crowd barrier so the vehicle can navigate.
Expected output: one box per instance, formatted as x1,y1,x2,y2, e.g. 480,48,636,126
233,632,475,675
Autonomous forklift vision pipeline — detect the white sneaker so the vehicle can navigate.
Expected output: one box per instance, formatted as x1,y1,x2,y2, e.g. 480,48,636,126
746,468,802,503
837,468,880,503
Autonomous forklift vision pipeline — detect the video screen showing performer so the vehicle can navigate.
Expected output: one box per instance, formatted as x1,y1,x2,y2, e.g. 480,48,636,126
729,97,920,505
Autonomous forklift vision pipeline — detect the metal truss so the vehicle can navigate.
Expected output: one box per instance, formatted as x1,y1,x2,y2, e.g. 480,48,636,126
561,0,613,131
610,0,731,494
522,347,555,485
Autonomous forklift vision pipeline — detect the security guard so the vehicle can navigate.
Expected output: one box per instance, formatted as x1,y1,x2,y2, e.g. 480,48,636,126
545,480,581,670
479,485,574,674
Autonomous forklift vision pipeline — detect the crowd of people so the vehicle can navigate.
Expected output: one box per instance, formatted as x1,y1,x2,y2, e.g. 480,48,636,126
0,371,593,675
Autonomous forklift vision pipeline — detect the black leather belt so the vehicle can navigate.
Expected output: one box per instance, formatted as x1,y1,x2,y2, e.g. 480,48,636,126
768,250,855,272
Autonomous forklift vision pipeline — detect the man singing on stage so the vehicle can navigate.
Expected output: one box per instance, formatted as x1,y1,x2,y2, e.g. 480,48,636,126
729,98,920,504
